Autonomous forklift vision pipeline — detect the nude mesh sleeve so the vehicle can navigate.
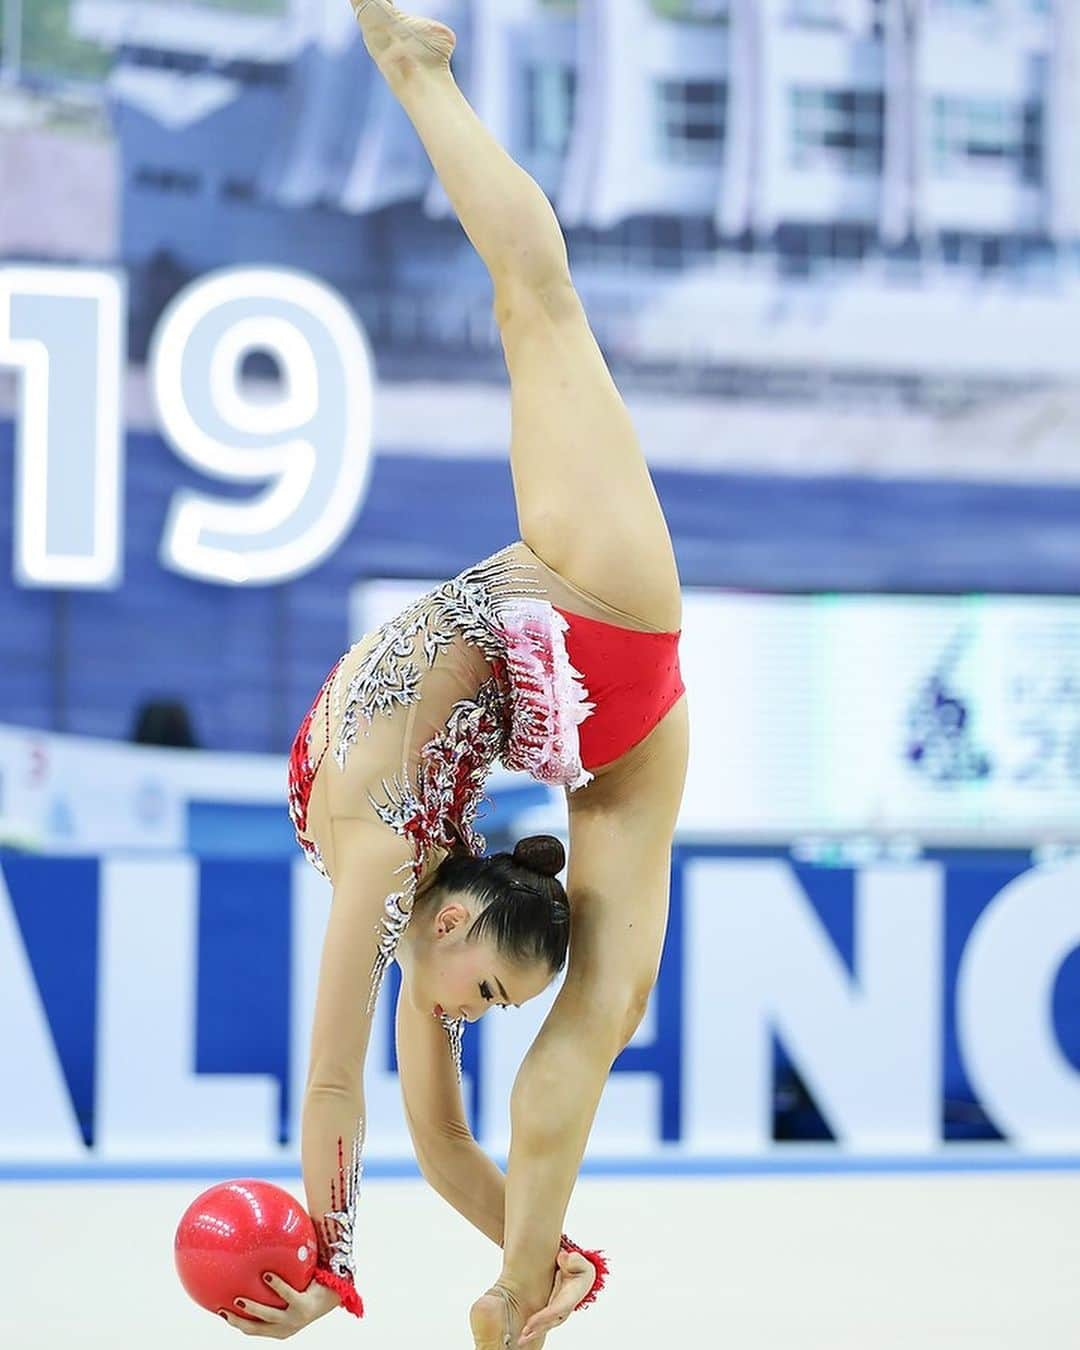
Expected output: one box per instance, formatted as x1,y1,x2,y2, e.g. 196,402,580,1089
299,821,419,1318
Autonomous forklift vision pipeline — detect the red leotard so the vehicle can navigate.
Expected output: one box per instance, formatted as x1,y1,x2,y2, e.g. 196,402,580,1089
553,606,684,771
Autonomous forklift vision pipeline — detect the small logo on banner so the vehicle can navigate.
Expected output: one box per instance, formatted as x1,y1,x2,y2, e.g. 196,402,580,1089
905,628,992,784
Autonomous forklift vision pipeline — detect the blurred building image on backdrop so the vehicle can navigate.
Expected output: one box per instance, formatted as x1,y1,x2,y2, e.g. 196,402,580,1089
1,3,1079,1348
9,0,1080,378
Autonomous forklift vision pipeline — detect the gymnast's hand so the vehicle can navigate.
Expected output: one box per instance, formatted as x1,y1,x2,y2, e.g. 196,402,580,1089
217,1271,340,1339
518,1248,598,1344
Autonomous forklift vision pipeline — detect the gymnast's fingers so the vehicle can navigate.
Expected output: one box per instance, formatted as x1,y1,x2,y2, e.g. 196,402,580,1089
519,1253,596,1343
518,1294,573,1343
218,1309,279,1337
230,1295,287,1324
519,1304,569,1341
218,1306,291,1339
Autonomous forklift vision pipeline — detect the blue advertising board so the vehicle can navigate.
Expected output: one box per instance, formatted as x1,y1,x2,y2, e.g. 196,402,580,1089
2,847,1078,1177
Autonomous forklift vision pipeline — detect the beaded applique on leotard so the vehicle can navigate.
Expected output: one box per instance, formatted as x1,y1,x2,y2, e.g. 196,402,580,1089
329,550,595,792
287,546,596,1007
362,680,512,1009
308,1118,365,1315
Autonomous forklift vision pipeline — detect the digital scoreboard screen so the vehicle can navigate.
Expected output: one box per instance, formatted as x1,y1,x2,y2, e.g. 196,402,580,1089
676,591,1080,840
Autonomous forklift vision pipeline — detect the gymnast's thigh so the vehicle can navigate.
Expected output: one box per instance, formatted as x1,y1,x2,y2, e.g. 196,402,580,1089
496,282,683,633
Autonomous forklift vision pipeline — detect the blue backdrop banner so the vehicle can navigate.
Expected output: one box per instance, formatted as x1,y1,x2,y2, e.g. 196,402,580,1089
2,848,1078,1174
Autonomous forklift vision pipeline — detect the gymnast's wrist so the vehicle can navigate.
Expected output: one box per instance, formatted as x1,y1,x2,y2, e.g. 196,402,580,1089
559,1233,610,1310
311,1264,364,1317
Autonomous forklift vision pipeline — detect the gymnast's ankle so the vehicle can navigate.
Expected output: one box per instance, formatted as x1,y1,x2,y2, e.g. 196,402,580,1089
495,1269,551,1315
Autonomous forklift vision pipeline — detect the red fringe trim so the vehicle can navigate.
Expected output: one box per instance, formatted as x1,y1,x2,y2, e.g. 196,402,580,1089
311,1266,364,1318
559,1234,610,1311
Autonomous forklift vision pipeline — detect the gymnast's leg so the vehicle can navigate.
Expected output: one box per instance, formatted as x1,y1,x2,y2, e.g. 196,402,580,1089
352,0,682,634
351,7,687,1344
352,3,572,313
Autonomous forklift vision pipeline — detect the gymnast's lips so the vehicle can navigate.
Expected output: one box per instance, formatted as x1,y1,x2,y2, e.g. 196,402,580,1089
434,1004,444,1018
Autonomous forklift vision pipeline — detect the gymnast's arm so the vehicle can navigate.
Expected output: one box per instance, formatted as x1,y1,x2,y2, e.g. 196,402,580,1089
396,992,602,1336
395,984,506,1247
299,820,417,1317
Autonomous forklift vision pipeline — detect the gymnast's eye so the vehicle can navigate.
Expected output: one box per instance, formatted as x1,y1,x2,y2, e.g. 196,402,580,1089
480,981,510,1009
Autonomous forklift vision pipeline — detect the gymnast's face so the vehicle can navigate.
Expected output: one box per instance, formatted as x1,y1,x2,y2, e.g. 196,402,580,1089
398,896,554,1023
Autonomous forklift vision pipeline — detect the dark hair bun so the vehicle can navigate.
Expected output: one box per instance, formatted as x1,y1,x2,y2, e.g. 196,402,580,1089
512,834,565,878
431,834,570,972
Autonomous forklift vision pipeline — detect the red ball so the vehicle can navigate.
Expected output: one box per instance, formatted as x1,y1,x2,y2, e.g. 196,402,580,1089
174,1179,318,1321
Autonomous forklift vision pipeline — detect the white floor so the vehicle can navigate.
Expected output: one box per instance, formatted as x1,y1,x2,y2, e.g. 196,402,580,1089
3,1172,1077,1349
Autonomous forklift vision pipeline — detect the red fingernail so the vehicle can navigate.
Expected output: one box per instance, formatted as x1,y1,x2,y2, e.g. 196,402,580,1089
236,1300,246,1309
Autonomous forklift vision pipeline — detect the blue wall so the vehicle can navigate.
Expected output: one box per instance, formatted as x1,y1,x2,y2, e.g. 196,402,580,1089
4,414,1080,752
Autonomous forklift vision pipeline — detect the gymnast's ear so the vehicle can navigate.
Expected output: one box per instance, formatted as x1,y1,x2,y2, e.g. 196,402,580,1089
433,899,471,937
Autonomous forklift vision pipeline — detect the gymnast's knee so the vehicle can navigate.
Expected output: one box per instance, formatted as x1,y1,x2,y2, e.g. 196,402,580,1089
617,977,655,1049
492,270,580,331
568,969,658,1058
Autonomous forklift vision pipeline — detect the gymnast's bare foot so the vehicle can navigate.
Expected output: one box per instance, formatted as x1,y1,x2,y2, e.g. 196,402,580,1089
470,1287,546,1350
350,0,456,77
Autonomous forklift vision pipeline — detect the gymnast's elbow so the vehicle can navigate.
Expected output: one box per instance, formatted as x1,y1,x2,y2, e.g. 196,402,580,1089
413,1142,449,1193
411,1129,475,1199
304,1039,374,1099
406,1106,473,1162
302,1072,365,1107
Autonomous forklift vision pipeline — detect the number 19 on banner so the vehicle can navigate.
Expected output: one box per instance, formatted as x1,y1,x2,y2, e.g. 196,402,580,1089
0,265,377,590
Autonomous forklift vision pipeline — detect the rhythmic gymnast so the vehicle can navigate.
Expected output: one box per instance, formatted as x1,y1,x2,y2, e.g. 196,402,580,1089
217,4,689,1345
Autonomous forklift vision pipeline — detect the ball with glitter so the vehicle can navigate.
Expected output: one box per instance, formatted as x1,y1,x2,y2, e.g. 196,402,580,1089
174,1179,318,1320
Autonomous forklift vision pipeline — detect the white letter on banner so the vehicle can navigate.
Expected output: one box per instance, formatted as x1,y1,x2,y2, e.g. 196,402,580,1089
0,870,86,1157
684,858,942,1152
97,858,279,1159
957,860,1080,1149
0,266,125,589
150,267,375,587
